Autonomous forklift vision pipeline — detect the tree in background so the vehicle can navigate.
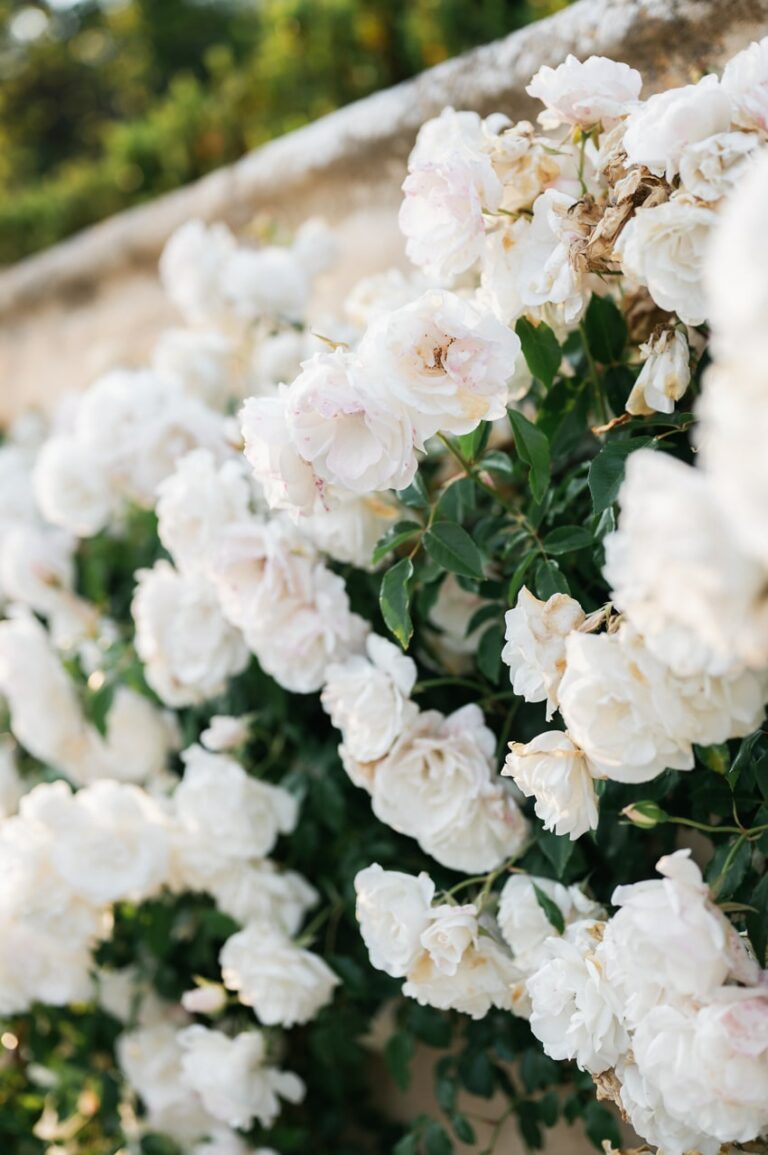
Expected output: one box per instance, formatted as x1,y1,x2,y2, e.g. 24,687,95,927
0,0,568,265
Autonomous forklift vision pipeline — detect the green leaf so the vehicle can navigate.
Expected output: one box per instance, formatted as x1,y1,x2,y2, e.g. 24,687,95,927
384,1031,414,1092
424,1122,454,1155
509,409,551,504
394,1134,420,1155
450,1114,476,1144
746,873,768,966
457,421,491,462
727,730,764,788
534,558,570,599
424,522,485,580
542,525,593,555
84,679,115,738
379,557,414,649
371,520,422,566
588,438,653,514
696,742,731,776
458,1049,495,1098
436,476,476,523
507,553,536,605
405,1003,453,1048
532,883,566,934
481,449,516,480
515,317,561,387
583,1100,622,1149
466,602,502,636
538,828,575,879
520,1049,560,1093
399,472,431,510
477,623,504,683
536,1091,560,1127
517,1101,543,1149
705,837,752,900
584,294,628,364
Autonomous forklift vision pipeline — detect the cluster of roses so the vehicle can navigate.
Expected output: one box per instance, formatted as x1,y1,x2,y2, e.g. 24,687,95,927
356,850,768,1155
2,30,768,1155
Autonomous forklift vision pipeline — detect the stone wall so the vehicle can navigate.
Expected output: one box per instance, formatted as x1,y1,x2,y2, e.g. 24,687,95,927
1,0,767,422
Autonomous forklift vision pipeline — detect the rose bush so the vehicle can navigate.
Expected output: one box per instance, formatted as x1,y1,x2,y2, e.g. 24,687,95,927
2,40,768,1155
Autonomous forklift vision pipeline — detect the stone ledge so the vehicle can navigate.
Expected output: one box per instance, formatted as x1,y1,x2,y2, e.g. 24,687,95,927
1,0,766,420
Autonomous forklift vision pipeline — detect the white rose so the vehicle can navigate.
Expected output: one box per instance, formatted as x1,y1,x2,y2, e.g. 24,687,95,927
426,574,486,672
697,363,768,571
625,328,690,416
181,985,228,1016
526,54,642,128
20,778,169,906
354,863,435,977
404,932,522,1020
132,561,249,708
33,435,118,537
0,523,74,621
223,245,309,323
722,36,768,132
156,449,252,579
211,518,368,694
321,633,417,763
370,705,527,873
286,349,418,496
88,686,177,785
497,875,604,968
0,613,92,780
219,924,339,1026
0,443,38,530
153,328,239,406
301,493,399,569
171,745,297,888
622,75,732,179
344,268,430,329
177,1025,304,1129
558,625,695,783
252,560,369,694
678,130,759,202
399,108,504,280
617,1057,720,1155
704,150,768,359
209,861,317,935
118,1021,198,1117
97,966,166,1026
0,738,24,817
605,449,768,674
419,903,478,976
240,392,320,514
479,216,529,326
251,329,309,390
358,290,521,440
200,714,250,752
527,920,628,1074
192,1128,252,1155
502,586,585,719
0,818,107,1011
516,190,589,323
503,731,599,840
74,370,229,510
601,849,755,1027
617,198,717,326
159,219,237,326
631,996,768,1152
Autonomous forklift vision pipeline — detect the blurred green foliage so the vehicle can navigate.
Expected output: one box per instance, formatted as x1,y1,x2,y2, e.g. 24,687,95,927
0,0,569,266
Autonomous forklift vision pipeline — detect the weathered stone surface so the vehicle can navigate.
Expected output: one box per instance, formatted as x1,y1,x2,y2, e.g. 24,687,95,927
1,0,766,421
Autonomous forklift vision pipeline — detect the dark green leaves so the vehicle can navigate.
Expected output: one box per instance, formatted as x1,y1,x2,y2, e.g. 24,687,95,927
371,520,422,566
534,558,569,599
542,525,593,555
508,409,551,504
380,557,414,649
384,1031,414,1091
532,883,566,934
583,294,627,364
588,438,652,513
424,523,485,580
515,317,561,387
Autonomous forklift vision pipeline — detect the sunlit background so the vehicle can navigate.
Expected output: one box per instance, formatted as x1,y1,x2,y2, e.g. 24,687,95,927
0,0,569,266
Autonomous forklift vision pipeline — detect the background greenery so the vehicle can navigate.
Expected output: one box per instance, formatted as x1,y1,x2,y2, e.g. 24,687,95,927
0,0,569,267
